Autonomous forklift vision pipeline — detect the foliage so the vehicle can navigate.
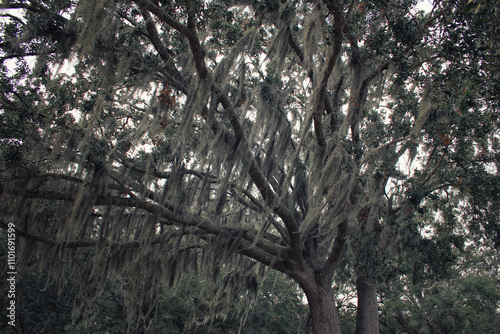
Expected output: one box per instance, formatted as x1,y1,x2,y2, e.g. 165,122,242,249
0,0,499,333
0,235,306,334
379,246,500,334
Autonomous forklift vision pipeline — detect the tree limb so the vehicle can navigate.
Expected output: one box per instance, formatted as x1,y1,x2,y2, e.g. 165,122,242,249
1,182,285,270
214,86,303,263
139,5,188,93
134,0,208,79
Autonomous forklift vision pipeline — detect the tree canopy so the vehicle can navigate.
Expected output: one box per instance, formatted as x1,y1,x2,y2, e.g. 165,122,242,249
1,0,499,333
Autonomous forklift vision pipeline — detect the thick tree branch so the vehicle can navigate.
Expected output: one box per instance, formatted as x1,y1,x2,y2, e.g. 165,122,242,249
135,0,208,78
313,46,340,147
139,6,188,93
328,74,343,134
0,13,24,24
422,152,446,186
287,27,314,80
199,97,293,244
313,2,343,148
288,25,342,146
214,87,303,262
118,158,268,218
1,182,284,269
0,220,203,248
322,219,348,282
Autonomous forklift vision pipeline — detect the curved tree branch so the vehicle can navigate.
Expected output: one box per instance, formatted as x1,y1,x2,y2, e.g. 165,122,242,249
0,180,285,270
138,5,188,93
215,86,303,262
134,0,208,79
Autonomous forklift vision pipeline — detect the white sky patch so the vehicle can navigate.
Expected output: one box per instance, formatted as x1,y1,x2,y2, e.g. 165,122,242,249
416,0,434,12
54,55,78,76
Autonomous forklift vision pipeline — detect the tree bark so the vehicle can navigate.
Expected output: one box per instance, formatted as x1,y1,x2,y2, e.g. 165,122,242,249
300,276,342,334
355,276,379,334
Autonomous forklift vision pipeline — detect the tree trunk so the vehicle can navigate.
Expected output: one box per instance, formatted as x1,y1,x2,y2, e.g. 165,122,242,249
301,278,342,334
355,276,379,334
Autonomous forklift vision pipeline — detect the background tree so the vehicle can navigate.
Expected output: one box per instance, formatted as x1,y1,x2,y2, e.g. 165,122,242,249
1,0,499,333
378,244,500,334
0,242,306,334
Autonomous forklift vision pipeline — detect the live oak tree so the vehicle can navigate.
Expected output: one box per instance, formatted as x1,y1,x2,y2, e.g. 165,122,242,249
1,0,499,333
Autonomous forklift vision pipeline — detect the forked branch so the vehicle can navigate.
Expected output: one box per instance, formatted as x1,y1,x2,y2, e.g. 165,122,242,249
134,0,208,78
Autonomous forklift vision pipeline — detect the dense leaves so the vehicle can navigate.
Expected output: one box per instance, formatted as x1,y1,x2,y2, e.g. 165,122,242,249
0,241,306,333
0,0,499,332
